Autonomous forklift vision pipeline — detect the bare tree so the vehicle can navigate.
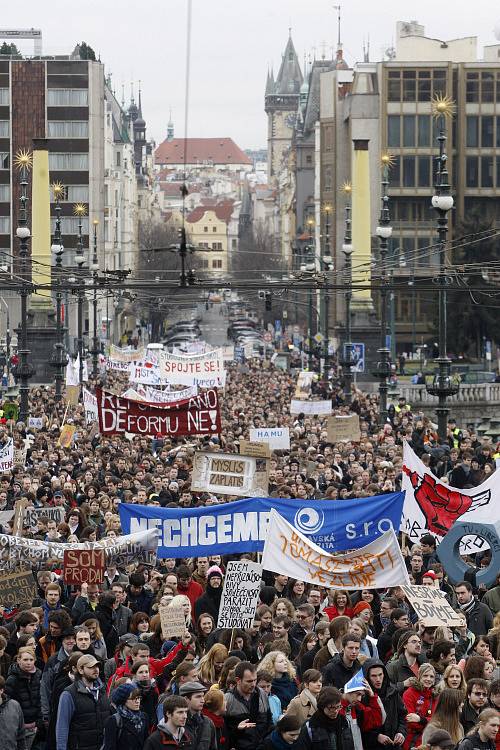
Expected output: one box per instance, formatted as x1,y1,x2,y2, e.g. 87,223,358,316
232,220,285,279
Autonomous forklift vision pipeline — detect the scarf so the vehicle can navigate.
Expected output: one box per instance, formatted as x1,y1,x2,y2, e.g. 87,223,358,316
459,597,475,615
301,688,317,711
117,704,146,733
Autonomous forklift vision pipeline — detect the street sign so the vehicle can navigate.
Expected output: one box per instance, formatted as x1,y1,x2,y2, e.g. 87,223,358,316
314,333,324,344
283,310,288,319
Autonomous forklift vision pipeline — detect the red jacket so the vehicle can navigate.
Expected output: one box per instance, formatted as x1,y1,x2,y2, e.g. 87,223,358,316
324,606,354,621
176,580,203,612
402,685,437,750
107,641,186,694
341,694,384,732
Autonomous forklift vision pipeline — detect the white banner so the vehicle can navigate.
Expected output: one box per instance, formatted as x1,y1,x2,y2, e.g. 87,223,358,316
191,451,269,497
129,362,171,386
83,388,98,426
105,358,131,372
290,399,332,415
222,345,235,362
0,439,13,473
262,509,410,589
65,355,80,386
249,427,290,450
28,417,43,429
160,349,225,387
109,345,145,363
217,560,263,629
401,442,495,550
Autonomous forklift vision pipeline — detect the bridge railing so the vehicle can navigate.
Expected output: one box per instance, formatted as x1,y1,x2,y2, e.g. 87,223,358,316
397,383,500,404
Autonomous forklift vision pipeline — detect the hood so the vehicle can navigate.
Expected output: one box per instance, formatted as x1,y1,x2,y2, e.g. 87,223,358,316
362,658,391,693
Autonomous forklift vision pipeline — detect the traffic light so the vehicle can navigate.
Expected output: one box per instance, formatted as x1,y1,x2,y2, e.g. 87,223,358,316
187,269,196,285
265,292,272,311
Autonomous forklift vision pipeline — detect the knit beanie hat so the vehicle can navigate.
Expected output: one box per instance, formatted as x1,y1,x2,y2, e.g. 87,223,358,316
207,566,223,581
111,683,136,706
352,601,371,616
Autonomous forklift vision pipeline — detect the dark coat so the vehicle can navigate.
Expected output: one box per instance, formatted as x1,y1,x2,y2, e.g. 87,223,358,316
295,710,355,750
322,653,361,690
185,711,217,750
47,670,72,750
193,580,222,622
102,711,149,750
386,652,428,693
463,598,493,638
362,658,407,750
94,603,119,655
4,663,42,726
0,696,25,750
225,686,273,750
144,723,196,750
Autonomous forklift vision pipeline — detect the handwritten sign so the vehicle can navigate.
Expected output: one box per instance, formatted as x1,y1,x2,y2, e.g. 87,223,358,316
294,371,314,398
239,440,271,459
0,439,13,472
83,388,98,426
249,427,290,450
25,506,66,531
327,414,361,443
63,548,105,584
262,509,410,590
191,451,269,497
28,417,43,429
0,569,36,608
401,585,463,627
217,560,262,629
290,399,332,415
159,605,186,639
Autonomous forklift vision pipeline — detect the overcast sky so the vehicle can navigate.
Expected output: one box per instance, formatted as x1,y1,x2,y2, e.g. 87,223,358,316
3,1,500,150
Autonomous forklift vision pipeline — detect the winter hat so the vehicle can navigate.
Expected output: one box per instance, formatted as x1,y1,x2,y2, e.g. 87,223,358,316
112,682,136,706
426,729,455,750
352,601,372,616
422,570,437,580
277,714,302,733
207,566,223,581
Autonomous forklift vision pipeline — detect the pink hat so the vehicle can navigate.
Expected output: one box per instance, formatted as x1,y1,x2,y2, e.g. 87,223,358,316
207,566,223,581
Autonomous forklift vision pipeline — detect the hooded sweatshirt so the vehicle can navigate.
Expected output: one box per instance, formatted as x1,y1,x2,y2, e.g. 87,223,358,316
361,658,407,750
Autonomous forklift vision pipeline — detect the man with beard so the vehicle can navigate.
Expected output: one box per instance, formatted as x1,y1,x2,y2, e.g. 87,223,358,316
194,567,223,622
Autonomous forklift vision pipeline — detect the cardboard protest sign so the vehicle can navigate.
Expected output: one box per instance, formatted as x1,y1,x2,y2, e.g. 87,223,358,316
401,585,463,627
63,548,106,585
83,388,98,426
249,427,290,450
28,417,43,429
262,509,410,590
11,498,28,536
290,399,332,415
191,451,269,497
327,414,361,443
66,385,80,405
109,345,145,363
294,371,314,398
0,569,36,608
24,506,66,531
217,560,262,628
159,605,186,639
239,440,271,459
0,439,13,472
13,446,27,467
58,424,76,448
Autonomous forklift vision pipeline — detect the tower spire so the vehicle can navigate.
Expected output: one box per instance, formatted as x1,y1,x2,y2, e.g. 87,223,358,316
333,4,341,51
138,80,142,115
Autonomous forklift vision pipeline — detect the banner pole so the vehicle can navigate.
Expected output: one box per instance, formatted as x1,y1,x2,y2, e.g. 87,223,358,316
229,627,236,651
61,402,70,428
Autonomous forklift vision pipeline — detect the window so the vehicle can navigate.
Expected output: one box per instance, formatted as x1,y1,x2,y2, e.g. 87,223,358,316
204,226,208,232
417,115,430,147
466,156,478,187
49,153,88,170
403,115,415,147
0,185,9,201
391,155,401,187
212,259,222,269
417,71,431,102
0,121,9,137
48,121,88,138
116,151,121,167
0,217,9,233
401,237,413,266
306,155,312,165
433,69,447,97
402,70,416,102
324,166,333,190
482,72,494,102
212,242,223,250
481,156,493,187
387,115,400,147
417,236,435,267
51,217,89,234
201,259,208,269
47,89,88,106
50,185,89,202
212,226,217,232
0,153,8,169
387,71,401,101
403,156,415,187
481,116,494,147
496,157,500,188
466,116,479,147
417,156,431,187
0,89,9,105
232,239,237,249
466,72,479,103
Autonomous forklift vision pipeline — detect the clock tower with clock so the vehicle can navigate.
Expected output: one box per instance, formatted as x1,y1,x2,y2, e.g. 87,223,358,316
265,33,303,180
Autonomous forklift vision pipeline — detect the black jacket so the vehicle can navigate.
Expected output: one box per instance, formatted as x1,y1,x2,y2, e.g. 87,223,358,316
4,663,42,726
463,599,493,638
225,686,273,750
295,710,355,750
376,622,399,663
362,659,407,750
193,579,223,622
322,653,361,690
102,711,149,750
144,722,196,750
94,603,119,656
460,700,480,735
185,711,217,750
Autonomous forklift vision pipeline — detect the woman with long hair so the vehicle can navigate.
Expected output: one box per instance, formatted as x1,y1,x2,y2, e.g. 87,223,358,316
421,688,465,746
202,688,230,748
196,613,215,653
256,605,273,634
168,594,192,630
463,655,489,683
294,632,318,673
284,580,308,608
349,617,379,659
197,644,229,687
129,612,151,637
285,668,322,724
83,618,107,660
456,708,500,750
130,659,159,730
313,616,351,671
403,663,438,750
323,590,354,620
259,650,298,710
438,664,467,699
271,598,296,621
4,647,42,750
215,656,241,691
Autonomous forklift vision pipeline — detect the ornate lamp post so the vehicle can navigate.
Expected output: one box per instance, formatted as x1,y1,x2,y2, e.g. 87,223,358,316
426,94,459,441
72,203,87,385
322,204,333,374
90,219,100,377
14,150,34,423
50,182,68,401
375,155,393,423
339,183,353,404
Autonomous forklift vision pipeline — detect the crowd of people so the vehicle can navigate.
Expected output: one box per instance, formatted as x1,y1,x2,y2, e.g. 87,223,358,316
0,357,499,750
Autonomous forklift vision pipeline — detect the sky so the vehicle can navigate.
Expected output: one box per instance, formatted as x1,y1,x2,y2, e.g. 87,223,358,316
3,0,500,150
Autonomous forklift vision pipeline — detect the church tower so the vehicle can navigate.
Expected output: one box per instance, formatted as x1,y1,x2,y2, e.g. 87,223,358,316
265,33,303,180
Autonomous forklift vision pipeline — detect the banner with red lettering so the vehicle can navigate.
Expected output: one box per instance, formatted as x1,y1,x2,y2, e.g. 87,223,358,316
96,388,221,437
160,349,225,387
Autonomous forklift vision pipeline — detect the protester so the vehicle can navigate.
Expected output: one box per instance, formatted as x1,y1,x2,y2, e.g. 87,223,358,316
0,674,26,750
103,683,148,750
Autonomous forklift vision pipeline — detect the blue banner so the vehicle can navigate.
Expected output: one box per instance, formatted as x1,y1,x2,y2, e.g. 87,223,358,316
119,492,404,559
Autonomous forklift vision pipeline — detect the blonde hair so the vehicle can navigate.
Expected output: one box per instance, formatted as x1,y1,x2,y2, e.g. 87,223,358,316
439,665,466,699
258,650,296,680
168,594,192,626
197,644,229,685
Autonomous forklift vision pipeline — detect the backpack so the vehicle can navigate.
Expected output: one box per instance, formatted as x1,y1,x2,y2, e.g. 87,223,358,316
100,713,122,750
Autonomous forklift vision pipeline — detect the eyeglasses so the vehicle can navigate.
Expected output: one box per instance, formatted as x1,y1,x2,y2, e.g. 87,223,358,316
471,691,488,697
325,704,341,712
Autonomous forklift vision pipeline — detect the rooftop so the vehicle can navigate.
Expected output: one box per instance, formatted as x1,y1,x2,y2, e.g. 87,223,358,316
155,137,252,166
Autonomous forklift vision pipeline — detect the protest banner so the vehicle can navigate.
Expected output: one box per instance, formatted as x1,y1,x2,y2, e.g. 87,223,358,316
129,362,171,386
0,569,36,609
327,414,361,443
24,506,66,531
0,528,159,571
28,417,43,429
290,399,332,415
160,348,225,387
191,451,269,497
58,424,76,448
106,358,132,372
96,388,221,438
63,548,106,584
119,490,404,558
65,385,80,405
222,345,235,362
401,441,496,551
159,605,186,639
109,345,146,363
83,388,98,426
262,508,410,589
294,371,314,398
401,585,463,627
0,510,13,529
249,427,290,450
142,385,198,404
0,439,13,472
13,446,27,467
239,440,271,459
65,356,80,387
217,560,263,628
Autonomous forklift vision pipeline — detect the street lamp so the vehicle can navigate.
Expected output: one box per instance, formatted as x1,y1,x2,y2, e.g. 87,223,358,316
73,203,87,385
322,204,333,373
426,94,459,441
13,150,34,423
339,183,353,405
90,219,100,377
50,182,68,401
375,155,393,423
